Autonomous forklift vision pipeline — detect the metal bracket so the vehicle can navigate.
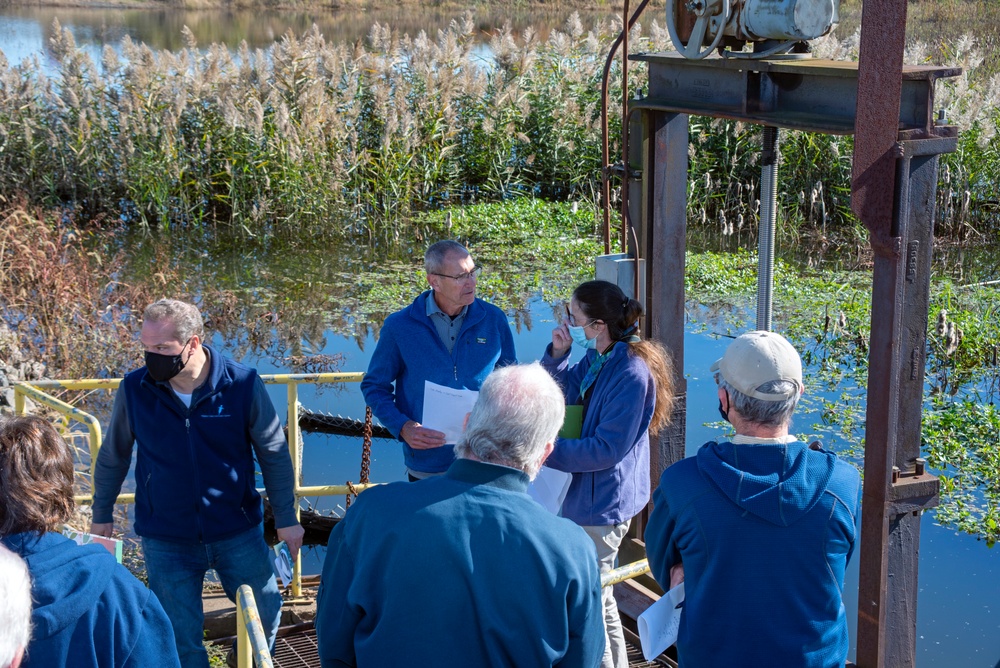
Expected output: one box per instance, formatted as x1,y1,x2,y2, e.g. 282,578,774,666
887,467,940,517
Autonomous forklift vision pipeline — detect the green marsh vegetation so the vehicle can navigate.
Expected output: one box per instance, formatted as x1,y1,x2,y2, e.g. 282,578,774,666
686,250,1000,547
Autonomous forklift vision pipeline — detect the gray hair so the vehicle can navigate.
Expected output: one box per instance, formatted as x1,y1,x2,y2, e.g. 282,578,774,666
719,377,799,428
424,240,470,274
142,299,204,343
0,544,31,668
455,363,565,479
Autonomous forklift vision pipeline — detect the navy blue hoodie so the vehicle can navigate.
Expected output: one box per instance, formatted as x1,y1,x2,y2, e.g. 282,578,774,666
2,532,179,668
645,440,860,668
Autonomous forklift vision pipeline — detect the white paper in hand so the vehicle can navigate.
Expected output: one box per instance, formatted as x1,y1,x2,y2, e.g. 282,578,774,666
422,381,479,444
638,581,684,660
526,466,572,514
272,541,293,589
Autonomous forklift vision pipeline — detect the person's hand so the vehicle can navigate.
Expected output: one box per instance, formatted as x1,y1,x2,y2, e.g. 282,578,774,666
90,522,114,537
400,421,447,450
551,320,572,358
277,524,305,561
669,562,685,589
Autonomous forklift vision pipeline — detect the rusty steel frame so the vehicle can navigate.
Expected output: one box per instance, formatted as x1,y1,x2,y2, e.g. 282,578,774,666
632,53,958,668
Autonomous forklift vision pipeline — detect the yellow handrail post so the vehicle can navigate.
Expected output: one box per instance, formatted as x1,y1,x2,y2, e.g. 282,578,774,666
286,381,303,598
12,382,105,504
236,584,274,668
14,384,25,415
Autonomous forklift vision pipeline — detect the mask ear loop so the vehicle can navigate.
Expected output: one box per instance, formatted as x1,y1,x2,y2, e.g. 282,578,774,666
718,389,730,422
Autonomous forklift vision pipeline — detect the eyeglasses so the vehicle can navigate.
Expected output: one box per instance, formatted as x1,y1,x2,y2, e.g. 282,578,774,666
565,304,597,328
430,266,483,282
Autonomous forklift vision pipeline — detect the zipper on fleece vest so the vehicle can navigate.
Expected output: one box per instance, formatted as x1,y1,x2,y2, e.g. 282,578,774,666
185,416,205,541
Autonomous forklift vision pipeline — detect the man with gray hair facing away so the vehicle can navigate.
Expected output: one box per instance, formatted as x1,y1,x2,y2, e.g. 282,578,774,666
361,240,517,481
317,363,605,667
0,544,31,668
645,331,860,668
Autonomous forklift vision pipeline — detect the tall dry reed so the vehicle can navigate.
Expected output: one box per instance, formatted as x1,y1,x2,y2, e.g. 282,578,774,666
0,14,997,241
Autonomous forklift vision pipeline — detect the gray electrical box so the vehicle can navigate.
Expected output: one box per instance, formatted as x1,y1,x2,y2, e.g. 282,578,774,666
595,254,646,304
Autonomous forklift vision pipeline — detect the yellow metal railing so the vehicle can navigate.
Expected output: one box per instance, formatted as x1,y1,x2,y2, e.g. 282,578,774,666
235,584,273,668
601,559,650,588
13,372,381,597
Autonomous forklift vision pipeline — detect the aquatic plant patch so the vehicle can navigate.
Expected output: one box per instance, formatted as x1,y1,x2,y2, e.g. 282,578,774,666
685,249,1000,546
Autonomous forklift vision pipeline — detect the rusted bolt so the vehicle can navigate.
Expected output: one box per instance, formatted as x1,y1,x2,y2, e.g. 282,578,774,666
892,466,900,483
915,457,926,476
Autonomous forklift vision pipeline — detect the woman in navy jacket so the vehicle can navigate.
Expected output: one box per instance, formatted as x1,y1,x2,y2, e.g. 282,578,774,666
540,279,676,668
0,416,179,668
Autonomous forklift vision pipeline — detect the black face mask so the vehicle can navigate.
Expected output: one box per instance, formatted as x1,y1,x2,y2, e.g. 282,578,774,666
717,389,730,423
145,339,191,382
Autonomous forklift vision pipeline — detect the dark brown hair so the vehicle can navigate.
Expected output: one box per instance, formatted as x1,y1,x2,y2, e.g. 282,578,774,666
0,416,75,536
573,280,677,436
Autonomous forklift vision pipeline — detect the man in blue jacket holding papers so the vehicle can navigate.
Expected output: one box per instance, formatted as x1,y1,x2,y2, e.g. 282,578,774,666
645,331,860,668
361,240,517,480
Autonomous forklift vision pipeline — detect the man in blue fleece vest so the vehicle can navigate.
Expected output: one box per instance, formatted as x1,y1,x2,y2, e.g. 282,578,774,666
90,299,304,668
361,240,517,480
317,362,605,667
645,331,860,668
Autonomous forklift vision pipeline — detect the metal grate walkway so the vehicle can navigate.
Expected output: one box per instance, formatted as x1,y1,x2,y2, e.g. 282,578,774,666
268,627,673,668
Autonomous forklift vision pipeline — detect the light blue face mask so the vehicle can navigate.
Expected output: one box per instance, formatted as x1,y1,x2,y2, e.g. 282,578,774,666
568,324,597,350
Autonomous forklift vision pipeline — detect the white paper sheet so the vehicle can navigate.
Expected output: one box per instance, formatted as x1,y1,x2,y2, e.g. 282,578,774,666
638,581,684,660
421,381,479,444
527,466,573,514
272,541,293,589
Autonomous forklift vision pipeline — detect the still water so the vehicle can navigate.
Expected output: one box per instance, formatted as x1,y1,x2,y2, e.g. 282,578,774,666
2,4,998,666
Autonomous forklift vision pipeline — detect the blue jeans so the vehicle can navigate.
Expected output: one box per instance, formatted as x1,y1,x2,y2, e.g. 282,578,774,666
142,525,282,668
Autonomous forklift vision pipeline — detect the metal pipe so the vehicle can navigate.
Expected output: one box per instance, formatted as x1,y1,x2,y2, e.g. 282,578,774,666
620,0,631,255
600,0,652,255
601,558,650,588
757,125,779,331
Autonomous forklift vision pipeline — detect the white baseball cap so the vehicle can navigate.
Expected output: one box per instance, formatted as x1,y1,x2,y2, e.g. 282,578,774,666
710,331,803,401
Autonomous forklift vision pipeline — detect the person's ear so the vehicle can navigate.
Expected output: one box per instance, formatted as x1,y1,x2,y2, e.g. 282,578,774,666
462,412,471,433
539,440,555,467
717,386,728,410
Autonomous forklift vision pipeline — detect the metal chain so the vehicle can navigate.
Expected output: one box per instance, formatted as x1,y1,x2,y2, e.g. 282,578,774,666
346,409,375,510
360,406,373,484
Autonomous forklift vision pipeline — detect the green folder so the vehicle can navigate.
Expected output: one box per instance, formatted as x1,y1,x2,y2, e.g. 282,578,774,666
559,405,584,439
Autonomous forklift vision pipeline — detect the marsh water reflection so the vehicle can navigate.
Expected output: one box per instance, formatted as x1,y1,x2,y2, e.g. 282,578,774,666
0,5,626,67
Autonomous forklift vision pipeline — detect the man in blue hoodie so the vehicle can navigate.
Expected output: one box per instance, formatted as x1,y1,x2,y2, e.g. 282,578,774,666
645,331,860,668
89,299,304,668
1,415,180,668
361,240,517,481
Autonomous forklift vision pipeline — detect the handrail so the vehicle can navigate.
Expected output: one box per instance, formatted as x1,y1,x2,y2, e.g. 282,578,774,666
12,371,378,598
235,584,274,668
601,558,650,588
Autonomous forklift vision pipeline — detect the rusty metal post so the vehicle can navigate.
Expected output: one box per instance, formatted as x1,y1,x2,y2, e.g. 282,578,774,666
643,108,689,487
856,135,954,667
